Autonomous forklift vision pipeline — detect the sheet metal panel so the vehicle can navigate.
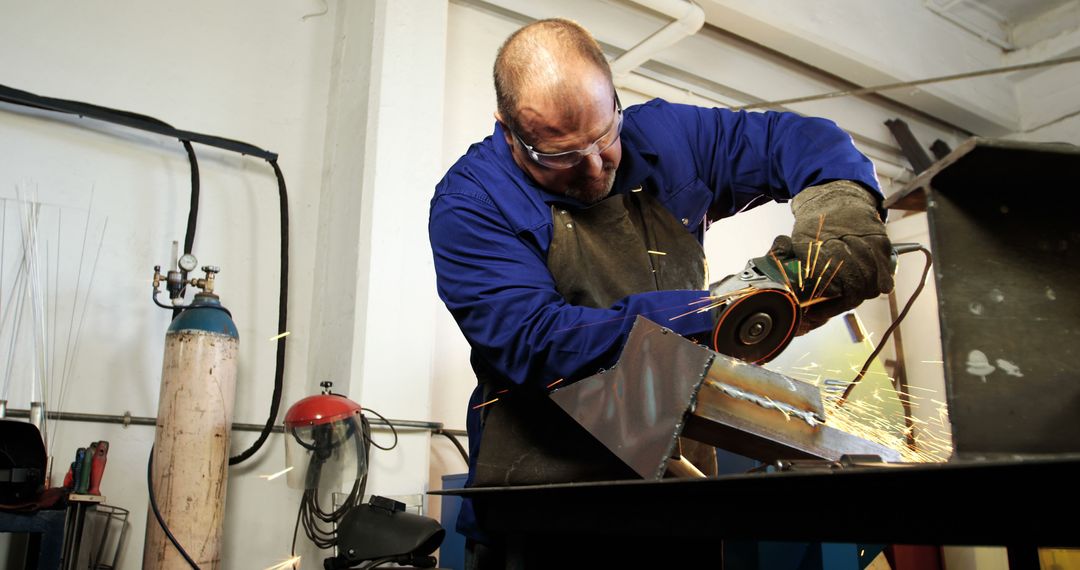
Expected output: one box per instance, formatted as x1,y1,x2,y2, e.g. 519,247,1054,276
549,318,714,479
887,138,1080,457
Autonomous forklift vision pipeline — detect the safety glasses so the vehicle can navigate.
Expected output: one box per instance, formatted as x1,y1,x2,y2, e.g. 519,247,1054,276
510,92,622,170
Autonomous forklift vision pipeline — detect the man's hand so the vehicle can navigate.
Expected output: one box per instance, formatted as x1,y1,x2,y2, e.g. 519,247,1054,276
771,180,894,334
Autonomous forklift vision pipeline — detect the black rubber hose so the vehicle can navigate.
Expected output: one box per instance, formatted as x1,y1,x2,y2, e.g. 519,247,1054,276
434,429,469,464
229,159,288,465
181,140,200,255
172,140,201,321
148,447,201,569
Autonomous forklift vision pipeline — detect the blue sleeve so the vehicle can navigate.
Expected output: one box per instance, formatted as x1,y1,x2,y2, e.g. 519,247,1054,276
429,188,713,391
656,102,881,218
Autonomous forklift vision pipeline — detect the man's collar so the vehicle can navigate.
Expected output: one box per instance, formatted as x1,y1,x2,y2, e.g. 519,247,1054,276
613,123,658,195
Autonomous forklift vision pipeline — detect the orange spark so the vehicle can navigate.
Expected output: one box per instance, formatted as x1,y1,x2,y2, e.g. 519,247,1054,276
816,259,844,299
808,258,830,300
472,398,499,410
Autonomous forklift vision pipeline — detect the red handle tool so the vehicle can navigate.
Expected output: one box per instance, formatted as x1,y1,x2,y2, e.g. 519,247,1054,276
88,441,109,495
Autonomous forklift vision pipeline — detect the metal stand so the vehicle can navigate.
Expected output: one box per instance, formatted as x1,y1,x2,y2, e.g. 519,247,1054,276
85,504,129,569
60,493,104,569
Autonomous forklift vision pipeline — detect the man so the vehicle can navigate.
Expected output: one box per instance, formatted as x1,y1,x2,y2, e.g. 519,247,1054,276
429,18,893,562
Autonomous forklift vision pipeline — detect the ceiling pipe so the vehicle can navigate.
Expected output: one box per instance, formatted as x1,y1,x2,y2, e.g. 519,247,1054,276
617,72,725,107
611,0,706,83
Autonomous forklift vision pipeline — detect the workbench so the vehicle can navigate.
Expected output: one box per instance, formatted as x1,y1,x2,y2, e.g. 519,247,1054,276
435,455,1080,567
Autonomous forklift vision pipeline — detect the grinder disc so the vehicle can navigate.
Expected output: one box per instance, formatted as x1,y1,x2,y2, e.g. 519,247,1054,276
711,288,799,364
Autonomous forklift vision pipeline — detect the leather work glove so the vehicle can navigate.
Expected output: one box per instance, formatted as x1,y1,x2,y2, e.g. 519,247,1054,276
771,180,894,334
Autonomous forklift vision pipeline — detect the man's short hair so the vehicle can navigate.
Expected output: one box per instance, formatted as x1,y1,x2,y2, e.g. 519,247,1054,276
493,19,612,135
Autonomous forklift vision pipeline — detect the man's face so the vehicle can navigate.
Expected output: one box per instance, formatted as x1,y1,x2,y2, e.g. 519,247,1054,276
501,73,622,204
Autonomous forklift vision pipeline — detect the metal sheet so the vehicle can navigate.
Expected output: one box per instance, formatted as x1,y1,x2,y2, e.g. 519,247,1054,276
549,317,714,480
883,137,1080,211
880,138,1080,457
917,139,1080,457
552,317,902,475
704,354,824,420
685,356,902,462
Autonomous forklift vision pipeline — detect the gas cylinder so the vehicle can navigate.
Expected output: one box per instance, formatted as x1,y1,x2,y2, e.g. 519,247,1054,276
143,276,238,569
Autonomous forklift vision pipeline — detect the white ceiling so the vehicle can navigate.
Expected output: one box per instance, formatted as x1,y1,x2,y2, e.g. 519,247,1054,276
928,0,1080,49
973,0,1071,23
697,0,1080,136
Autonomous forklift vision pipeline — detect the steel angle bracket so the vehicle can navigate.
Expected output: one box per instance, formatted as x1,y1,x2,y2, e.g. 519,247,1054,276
686,358,901,463
549,317,715,480
551,317,901,477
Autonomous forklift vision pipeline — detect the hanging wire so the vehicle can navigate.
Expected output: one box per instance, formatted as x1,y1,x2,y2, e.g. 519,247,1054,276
361,408,399,451
731,54,1080,111
434,428,469,464
838,246,934,407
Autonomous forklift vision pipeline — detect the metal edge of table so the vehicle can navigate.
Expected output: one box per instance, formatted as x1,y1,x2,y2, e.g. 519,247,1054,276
431,455,1080,547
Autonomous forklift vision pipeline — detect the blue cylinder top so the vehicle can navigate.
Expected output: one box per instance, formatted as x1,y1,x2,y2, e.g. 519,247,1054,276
167,293,239,339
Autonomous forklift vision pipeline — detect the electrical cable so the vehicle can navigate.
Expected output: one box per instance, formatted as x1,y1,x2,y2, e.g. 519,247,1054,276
229,159,288,465
292,409,394,554
299,480,360,550
731,54,1080,111
290,499,303,565
837,246,933,406
434,428,469,464
173,140,201,321
0,84,276,160
181,140,201,256
361,556,397,569
360,408,398,451
147,446,201,570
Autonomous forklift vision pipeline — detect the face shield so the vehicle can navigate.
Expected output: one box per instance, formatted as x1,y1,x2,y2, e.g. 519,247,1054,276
283,393,367,491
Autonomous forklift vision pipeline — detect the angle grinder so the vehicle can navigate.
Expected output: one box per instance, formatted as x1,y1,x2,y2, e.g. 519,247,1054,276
707,243,920,364
707,255,802,364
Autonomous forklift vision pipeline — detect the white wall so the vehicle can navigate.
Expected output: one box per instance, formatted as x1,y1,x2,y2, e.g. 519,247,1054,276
1,2,335,567
1,0,445,567
306,0,447,505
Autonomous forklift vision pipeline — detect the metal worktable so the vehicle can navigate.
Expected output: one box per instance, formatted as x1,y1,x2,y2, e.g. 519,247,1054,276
435,455,1079,566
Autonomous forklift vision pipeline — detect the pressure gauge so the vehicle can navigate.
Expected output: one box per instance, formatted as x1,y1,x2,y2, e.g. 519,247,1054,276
178,253,199,272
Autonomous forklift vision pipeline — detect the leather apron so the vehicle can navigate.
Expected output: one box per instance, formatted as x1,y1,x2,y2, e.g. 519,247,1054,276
472,190,715,486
